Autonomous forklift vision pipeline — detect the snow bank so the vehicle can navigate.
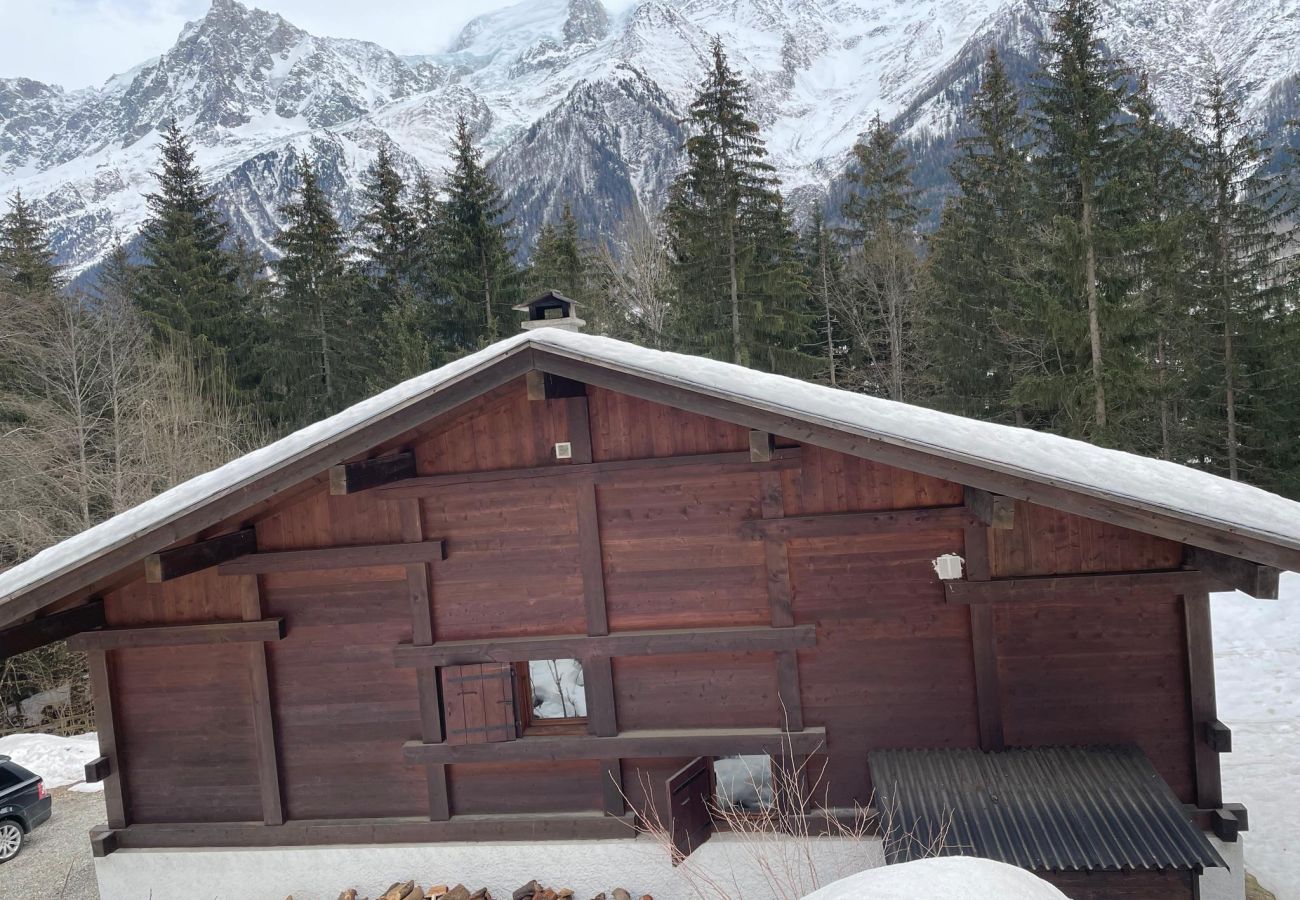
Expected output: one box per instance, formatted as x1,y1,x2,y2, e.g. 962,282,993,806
801,857,1067,900
1213,572,1300,900
0,731,103,791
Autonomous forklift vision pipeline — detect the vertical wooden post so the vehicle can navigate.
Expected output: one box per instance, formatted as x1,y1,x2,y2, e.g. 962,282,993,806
964,524,1005,751
400,497,450,820
1184,590,1223,809
240,574,284,825
86,649,127,829
759,471,803,731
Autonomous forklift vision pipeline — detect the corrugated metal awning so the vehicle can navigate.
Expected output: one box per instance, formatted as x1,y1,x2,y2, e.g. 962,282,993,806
868,745,1225,872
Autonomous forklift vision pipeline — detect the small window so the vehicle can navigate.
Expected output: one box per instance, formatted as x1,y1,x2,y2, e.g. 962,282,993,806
516,659,587,733
714,754,774,812
0,768,23,790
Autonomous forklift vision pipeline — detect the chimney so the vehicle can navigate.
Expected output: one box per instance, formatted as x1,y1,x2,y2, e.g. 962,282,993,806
514,290,585,333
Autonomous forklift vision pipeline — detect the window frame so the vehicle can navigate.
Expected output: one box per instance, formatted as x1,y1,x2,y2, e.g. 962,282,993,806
513,660,589,736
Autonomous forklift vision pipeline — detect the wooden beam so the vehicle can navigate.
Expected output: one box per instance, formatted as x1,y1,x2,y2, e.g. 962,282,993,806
239,576,283,826
584,657,618,738
90,828,119,858
1206,719,1232,753
965,524,1004,752
945,570,1212,605
144,529,256,583
758,469,803,734
1185,547,1279,599
1211,807,1240,842
376,449,802,496
964,487,1015,530
393,625,818,668
87,650,127,829
404,726,828,764
84,756,111,784
526,370,587,400
108,811,637,850
531,349,1300,571
1185,591,1223,809
744,505,977,541
749,430,776,462
329,451,417,495
68,618,285,651
0,599,104,659
218,540,446,575
576,481,608,636
601,760,625,816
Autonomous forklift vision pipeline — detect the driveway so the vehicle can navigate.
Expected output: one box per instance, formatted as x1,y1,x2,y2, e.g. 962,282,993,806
2,786,103,898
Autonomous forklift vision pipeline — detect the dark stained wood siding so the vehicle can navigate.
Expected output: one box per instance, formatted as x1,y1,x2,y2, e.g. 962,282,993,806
1041,869,1193,900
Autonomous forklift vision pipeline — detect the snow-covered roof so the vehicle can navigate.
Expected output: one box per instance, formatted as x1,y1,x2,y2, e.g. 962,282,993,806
3,328,1300,625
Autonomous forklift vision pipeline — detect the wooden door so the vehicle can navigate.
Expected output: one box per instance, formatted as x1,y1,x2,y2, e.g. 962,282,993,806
441,663,518,745
666,756,715,862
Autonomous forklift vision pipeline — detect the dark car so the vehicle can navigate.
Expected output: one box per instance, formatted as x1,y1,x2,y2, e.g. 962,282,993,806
0,755,51,862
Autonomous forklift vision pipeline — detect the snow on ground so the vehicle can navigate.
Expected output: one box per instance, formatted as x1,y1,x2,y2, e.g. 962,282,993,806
1213,572,1300,900
0,731,103,791
801,857,1067,900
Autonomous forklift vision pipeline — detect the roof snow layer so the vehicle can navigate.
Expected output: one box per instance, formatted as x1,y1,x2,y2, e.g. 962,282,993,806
3,329,1299,620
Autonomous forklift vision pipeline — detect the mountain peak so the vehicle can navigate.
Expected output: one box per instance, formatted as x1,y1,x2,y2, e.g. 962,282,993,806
564,0,610,45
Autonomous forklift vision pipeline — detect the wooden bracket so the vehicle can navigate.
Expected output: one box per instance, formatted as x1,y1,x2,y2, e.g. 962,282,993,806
330,451,417,495
1185,547,1280,599
90,829,119,858
749,430,776,462
145,529,256,583
964,487,1015,530
0,599,105,658
526,370,587,400
1211,807,1242,842
68,618,286,651
1205,719,1232,753
84,756,112,784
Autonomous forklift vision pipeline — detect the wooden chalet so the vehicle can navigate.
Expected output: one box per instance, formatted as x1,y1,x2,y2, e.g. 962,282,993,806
1,304,1293,900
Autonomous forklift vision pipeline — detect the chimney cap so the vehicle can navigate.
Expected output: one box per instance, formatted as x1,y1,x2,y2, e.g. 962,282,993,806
514,290,585,331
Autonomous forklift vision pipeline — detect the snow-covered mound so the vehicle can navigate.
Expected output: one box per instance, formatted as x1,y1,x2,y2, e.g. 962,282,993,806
801,857,1067,900
0,731,103,792
1213,572,1300,900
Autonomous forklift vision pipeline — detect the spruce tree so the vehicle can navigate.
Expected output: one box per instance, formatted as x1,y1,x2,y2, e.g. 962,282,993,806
838,114,927,400
927,49,1033,422
665,38,811,372
798,208,843,386
0,192,60,294
438,115,518,344
136,119,239,348
356,137,416,294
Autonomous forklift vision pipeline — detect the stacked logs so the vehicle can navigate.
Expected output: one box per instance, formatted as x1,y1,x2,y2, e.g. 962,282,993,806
299,882,653,900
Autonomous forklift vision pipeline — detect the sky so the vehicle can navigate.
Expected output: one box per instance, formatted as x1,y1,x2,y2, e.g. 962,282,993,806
0,0,633,89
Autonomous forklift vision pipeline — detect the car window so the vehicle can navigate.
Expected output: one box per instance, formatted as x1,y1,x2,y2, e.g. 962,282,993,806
0,768,22,790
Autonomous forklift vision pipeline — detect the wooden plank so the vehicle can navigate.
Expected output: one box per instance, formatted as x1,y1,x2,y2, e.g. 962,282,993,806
0,599,104,659
965,525,1004,752
526,370,587,400
749,430,776,462
601,760,626,816
404,726,828,764
775,650,804,732
584,657,618,737
68,618,285,651
760,471,794,628
84,756,111,784
1185,590,1223,809
744,505,977,540
666,757,714,862
1207,719,1232,753
576,481,609,636
393,625,818,667
87,650,127,829
1185,547,1280,599
218,541,446,575
964,487,1015,530
945,570,1212,605
565,396,594,465
329,451,417,495
239,576,283,826
109,811,638,849
90,828,119,858
377,448,803,496
532,349,1300,571
144,529,256,583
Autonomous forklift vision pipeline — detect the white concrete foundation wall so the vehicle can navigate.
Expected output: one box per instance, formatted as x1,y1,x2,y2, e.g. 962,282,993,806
93,834,885,900
1198,835,1246,900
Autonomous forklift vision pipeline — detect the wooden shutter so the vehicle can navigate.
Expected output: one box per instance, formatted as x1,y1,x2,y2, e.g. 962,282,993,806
666,756,715,863
441,663,518,745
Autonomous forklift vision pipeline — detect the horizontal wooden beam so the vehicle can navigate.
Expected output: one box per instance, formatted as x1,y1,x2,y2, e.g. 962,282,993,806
329,451,417,495
743,506,977,540
1186,803,1249,835
145,529,256,583
964,487,1015,530
218,540,445,575
377,449,802,497
404,726,827,764
90,828,119,858
394,624,818,668
1206,719,1232,753
84,756,111,784
108,811,637,849
945,570,1212,605
0,599,105,659
68,618,285,651
526,370,587,400
1185,547,1279,599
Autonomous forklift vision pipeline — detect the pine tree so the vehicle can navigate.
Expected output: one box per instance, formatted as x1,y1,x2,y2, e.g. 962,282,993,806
838,114,927,400
0,191,60,294
927,49,1033,422
1028,0,1133,439
798,208,843,386
356,138,416,295
438,115,518,344
665,38,811,372
529,204,589,301
136,119,240,349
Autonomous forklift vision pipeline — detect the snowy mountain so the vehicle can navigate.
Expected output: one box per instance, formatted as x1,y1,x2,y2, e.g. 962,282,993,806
1,0,1297,275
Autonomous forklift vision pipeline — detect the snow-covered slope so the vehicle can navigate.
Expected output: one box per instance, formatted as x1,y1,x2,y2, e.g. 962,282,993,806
1,0,1297,274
